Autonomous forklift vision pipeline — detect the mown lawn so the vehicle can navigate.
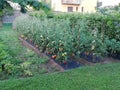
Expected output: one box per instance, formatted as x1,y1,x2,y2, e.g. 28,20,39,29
0,25,120,90
0,63,120,90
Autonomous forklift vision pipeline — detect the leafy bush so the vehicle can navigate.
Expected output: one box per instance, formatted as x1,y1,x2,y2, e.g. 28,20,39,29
0,42,14,74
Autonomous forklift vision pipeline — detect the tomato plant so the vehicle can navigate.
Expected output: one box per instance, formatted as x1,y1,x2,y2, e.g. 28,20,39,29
15,13,120,62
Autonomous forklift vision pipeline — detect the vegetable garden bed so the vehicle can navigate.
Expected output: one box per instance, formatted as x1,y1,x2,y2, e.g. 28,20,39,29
15,14,120,70
19,37,85,70
19,37,120,70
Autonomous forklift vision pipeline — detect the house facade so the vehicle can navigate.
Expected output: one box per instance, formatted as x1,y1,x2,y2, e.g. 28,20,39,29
44,0,98,13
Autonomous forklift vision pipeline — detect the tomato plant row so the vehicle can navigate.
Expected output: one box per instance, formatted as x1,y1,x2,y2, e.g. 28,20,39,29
15,14,120,62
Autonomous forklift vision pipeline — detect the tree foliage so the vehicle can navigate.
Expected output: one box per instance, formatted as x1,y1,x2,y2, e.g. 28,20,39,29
97,4,120,15
0,0,50,15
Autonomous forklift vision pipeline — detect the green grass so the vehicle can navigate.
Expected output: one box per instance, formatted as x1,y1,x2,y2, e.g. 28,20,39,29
0,24,23,56
0,63,120,90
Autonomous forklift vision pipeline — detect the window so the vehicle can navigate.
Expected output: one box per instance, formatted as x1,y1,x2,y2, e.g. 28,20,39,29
81,7,84,12
68,7,73,12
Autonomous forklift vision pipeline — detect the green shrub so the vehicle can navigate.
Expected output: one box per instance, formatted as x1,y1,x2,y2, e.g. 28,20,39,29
0,43,13,73
0,42,21,76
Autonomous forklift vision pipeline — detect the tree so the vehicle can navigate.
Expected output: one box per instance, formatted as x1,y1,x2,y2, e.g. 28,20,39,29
0,0,50,26
97,4,120,15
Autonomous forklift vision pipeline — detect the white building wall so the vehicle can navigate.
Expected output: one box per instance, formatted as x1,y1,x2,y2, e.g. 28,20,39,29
51,0,62,11
80,0,97,13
